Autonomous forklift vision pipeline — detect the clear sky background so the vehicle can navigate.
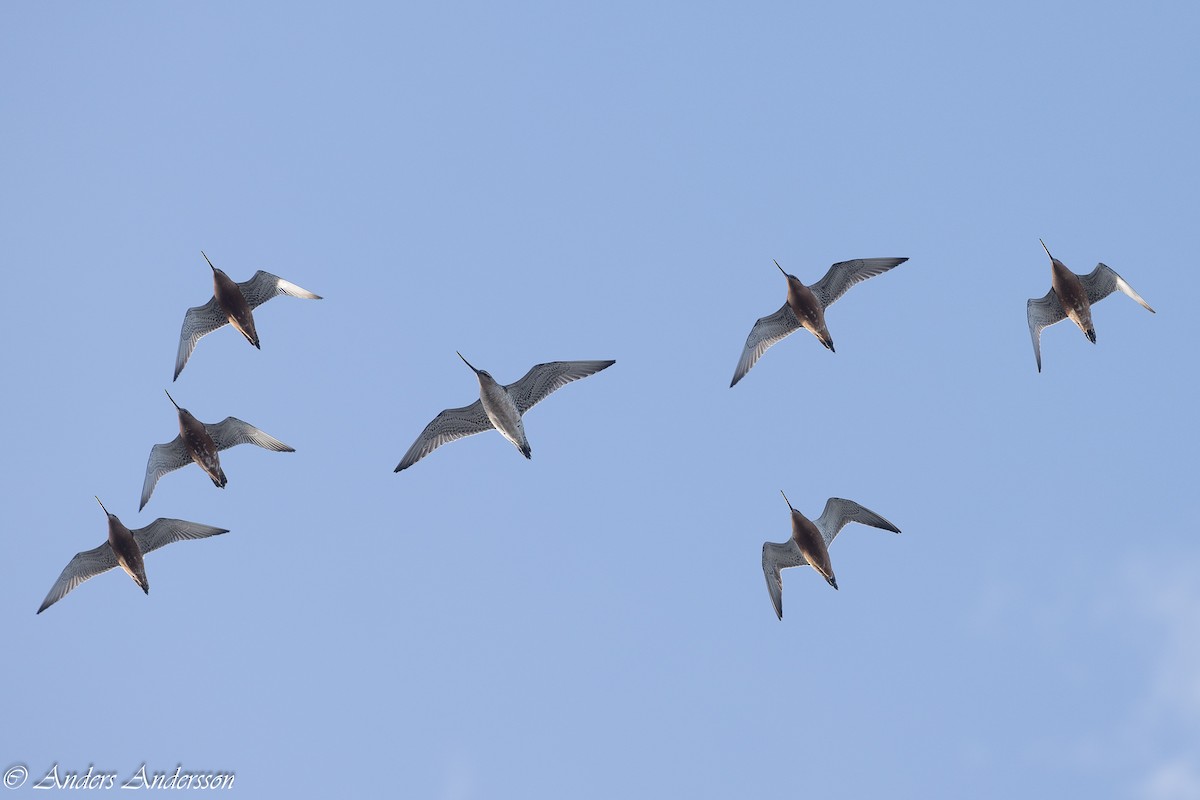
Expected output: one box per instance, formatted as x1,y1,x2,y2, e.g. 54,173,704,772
2,2,1198,798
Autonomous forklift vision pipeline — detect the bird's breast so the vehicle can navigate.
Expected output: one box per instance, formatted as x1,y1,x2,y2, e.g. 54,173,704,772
786,286,823,327
793,519,831,573
1051,265,1090,314
183,427,222,471
480,385,524,440
108,529,145,578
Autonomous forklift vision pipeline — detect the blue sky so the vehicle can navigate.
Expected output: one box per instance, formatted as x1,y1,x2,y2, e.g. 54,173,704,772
2,2,1198,798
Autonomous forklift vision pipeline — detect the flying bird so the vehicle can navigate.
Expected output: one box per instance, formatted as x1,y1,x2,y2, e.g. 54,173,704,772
140,390,294,509
730,257,907,386
174,251,322,380
1026,240,1155,372
37,497,228,613
395,353,615,472
762,492,900,620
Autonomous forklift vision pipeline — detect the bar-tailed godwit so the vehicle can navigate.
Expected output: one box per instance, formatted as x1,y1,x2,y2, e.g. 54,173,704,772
37,498,228,613
762,492,900,620
174,251,322,380
395,354,615,472
731,257,907,386
140,391,294,509
1026,240,1154,372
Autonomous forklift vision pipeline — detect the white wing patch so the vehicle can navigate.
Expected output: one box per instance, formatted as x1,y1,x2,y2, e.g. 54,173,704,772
206,417,295,453
1080,263,1155,312
237,271,323,310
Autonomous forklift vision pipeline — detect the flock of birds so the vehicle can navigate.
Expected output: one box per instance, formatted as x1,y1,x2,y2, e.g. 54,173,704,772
37,255,324,614
36,242,1155,618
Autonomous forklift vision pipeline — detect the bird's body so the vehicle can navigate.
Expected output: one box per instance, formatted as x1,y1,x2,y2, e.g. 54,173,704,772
731,257,907,386
783,272,833,351
141,391,294,509
1026,240,1155,371
786,500,836,589
761,493,900,620
476,370,531,458
106,507,149,595
395,353,615,471
37,498,229,613
1048,257,1094,341
211,262,260,348
174,251,322,380
171,391,227,489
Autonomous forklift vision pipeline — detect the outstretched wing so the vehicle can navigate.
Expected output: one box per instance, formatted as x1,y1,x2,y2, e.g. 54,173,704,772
506,360,615,415
762,540,807,620
810,258,907,309
1081,263,1155,313
132,518,230,555
1026,290,1068,373
37,542,118,613
206,417,295,453
814,498,901,547
730,304,800,387
237,270,323,310
174,297,228,380
394,401,494,472
140,437,193,510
